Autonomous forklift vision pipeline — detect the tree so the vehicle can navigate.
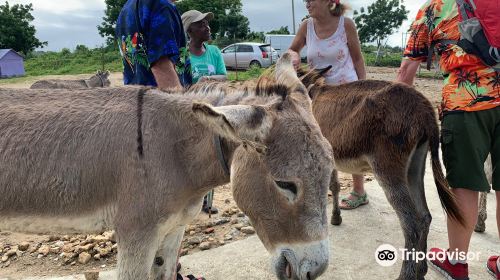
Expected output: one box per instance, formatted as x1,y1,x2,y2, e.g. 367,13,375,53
98,0,127,44
246,31,265,42
354,0,408,63
268,26,290,35
0,1,46,55
176,0,249,39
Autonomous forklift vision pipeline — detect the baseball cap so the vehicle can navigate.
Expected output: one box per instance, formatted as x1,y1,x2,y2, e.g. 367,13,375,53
181,10,214,34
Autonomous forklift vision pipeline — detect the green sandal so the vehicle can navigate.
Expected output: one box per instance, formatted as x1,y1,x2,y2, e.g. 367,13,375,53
340,191,369,210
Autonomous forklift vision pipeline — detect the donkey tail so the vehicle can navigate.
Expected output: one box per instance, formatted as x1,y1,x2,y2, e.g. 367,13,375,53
429,127,465,226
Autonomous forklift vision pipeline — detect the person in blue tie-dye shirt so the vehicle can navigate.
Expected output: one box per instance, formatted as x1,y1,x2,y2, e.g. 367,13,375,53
116,0,192,88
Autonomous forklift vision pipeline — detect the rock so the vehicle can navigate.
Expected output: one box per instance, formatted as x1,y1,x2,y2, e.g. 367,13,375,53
111,244,118,252
224,198,231,204
93,254,101,260
214,217,230,226
78,252,92,264
234,223,245,230
230,218,239,224
187,237,202,245
5,249,17,257
28,243,40,254
104,231,116,242
61,235,70,241
50,247,61,254
96,247,110,257
218,240,225,246
54,241,65,247
90,235,109,243
62,244,75,253
203,227,215,234
240,226,256,234
1,255,8,262
223,235,233,241
38,245,50,256
189,231,196,236
84,271,99,280
179,249,189,257
77,243,94,253
208,237,215,242
237,212,246,217
4,260,10,267
48,235,60,242
18,242,30,251
199,242,211,250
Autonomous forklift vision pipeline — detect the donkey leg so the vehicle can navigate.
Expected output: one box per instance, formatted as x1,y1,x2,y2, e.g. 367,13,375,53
375,164,421,280
151,226,186,280
330,169,342,225
406,143,432,278
474,192,488,233
116,226,160,280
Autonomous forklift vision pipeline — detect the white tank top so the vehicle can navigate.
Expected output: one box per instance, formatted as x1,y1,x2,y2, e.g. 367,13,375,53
306,16,358,85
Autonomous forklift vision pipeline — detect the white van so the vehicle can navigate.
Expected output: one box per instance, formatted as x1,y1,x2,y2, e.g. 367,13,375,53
264,34,307,60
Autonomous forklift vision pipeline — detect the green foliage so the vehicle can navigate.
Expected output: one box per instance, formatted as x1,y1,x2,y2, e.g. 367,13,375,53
176,0,249,39
246,31,265,43
98,0,127,44
0,1,46,55
23,47,122,76
227,66,265,81
267,26,290,35
363,52,402,67
354,0,408,49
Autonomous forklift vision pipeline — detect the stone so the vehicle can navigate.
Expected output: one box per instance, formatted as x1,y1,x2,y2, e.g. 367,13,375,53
214,217,230,226
38,245,50,256
224,198,231,204
199,242,211,251
234,223,245,230
1,255,8,262
62,244,75,253
187,237,202,245
96,247,110,257
50,247,61,254
203,227,215,234
223,235,233,241
240,226,256,234
78,252,92,264
18,242,30,251
5,249,17,257
237,212,246,217
48,235,60,242
54,241,65,248
84,271,99,280
179,249,189,257
105,231,116,243
93,254,101,260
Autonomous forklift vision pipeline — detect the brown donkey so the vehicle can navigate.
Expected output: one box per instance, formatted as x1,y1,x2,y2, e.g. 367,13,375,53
244,67,463,280
0,55,333,280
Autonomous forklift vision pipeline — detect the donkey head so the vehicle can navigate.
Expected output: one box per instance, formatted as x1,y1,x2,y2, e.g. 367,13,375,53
88,70,111,87
193,54,334,280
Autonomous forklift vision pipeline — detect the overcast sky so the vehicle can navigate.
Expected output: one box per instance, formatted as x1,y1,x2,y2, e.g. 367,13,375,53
7,0,423,51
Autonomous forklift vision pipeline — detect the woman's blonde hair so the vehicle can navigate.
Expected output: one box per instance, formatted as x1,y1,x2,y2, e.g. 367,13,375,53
329,1,351,17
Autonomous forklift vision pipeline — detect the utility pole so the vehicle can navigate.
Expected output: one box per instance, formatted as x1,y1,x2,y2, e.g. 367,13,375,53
292,0,296,34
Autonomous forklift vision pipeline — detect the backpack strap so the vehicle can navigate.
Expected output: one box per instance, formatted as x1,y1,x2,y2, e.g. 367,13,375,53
456,0,474,21
426,39,458,70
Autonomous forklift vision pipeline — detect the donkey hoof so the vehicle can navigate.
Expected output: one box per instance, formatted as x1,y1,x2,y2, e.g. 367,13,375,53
331,215,342,226
474,224,485,233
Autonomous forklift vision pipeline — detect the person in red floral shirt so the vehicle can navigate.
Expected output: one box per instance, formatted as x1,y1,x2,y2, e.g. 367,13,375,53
397,0,500,279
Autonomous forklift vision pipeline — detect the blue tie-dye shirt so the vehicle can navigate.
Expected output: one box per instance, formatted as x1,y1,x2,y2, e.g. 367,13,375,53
116,0,192,87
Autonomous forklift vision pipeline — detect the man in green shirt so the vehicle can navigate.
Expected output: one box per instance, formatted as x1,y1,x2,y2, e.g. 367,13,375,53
182,10,227,84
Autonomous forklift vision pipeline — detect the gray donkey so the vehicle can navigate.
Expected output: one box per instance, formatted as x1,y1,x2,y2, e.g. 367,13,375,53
474,156,492,233
0,54,334,280
30,70,111,89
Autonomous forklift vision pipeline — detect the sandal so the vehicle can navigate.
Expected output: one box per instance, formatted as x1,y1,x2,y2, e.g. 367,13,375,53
177,273,206,280
487,255,500,279
339,191,369,210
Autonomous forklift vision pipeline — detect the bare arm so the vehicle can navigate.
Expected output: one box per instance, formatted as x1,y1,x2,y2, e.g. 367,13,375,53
198,75,227,82
396,59,421,86
151,56,182,90
287,20,308,69
345,18,366,80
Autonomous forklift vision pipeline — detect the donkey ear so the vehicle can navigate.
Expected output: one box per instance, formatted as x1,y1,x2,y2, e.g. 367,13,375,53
275,53,303,87
103,70,110,78
192,102,272,145
315,65,332,76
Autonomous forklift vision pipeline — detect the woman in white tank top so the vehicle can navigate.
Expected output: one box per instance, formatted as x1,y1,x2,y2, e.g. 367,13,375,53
289,0,368,210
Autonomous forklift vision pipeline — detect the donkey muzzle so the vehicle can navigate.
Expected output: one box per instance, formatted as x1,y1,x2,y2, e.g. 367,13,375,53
273,239,329,280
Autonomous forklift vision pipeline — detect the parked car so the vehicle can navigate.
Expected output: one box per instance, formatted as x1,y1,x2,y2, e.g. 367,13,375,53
221,43,278,69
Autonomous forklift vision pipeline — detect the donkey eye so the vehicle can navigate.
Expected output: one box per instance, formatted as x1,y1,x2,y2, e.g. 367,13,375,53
275,181,298,195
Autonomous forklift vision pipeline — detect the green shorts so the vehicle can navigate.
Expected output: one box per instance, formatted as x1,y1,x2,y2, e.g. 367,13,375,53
441,107,500,192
